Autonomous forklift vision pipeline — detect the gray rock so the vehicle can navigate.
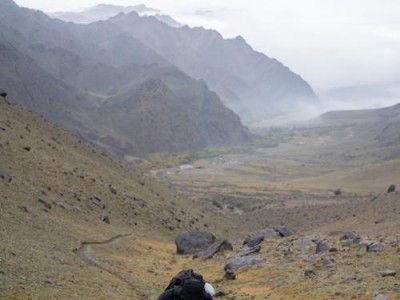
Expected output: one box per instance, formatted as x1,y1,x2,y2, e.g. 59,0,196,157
0,171,12,183
274,226,293,237
224,256,265,273
340,231,360,242
316,241,331,253
253,228,280,240
240,244,262,256
38,199,52,210
100,213,110,224
175,231,216,255
193,239,233,259
367,242,385,252
380,270,396,277
373,294,389,300
224,270,236,280
340,231,361,247
304,269,317,278
243,234,264,248
293,234,319,249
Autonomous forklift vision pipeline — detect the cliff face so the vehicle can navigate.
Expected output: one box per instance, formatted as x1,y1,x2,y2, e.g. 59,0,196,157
0,1,251,157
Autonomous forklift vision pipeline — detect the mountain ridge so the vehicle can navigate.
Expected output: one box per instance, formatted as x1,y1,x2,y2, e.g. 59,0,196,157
45,2,318,122
107,10,318,121
0,0,251,157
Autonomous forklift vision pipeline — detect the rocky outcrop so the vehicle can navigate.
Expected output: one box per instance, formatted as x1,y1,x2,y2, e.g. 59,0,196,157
175,231,216,255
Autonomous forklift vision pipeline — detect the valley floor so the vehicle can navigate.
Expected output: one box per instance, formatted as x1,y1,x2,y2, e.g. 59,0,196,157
141,125,400,299
2,97,400,299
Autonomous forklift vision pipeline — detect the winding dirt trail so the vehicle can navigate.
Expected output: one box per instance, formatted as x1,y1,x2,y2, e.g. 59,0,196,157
73,234,150,300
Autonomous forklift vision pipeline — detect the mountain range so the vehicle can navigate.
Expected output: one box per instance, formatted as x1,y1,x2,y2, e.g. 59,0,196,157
0,0,317,157
0,0,252,157
50,4,182,27
53,4,318,121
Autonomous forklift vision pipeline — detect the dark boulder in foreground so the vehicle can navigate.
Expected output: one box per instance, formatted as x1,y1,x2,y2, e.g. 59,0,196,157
175,231,216,255
193,239,233,259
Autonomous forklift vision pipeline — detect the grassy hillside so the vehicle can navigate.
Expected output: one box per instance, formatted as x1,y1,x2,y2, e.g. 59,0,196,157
0,96,233,299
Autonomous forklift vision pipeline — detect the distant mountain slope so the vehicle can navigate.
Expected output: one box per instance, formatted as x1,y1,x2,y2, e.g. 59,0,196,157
316,103,400,151
0,0,250,157
97,76,250,156
107,11,318,121
46,4,318,122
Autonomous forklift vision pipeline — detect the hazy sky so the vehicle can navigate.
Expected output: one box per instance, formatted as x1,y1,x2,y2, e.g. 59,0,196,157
14,0,400,91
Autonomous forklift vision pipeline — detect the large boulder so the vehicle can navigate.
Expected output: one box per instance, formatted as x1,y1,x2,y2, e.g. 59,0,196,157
175,231,216,255
193,240,233,259
224,256,265,275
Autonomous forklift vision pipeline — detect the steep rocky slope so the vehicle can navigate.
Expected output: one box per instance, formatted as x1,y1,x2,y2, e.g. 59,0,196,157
0,0,250,157
0,95,233,299
97,76,250,156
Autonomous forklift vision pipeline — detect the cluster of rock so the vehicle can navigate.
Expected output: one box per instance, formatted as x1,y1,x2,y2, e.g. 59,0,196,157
174,228,397,299
175,227,293,280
